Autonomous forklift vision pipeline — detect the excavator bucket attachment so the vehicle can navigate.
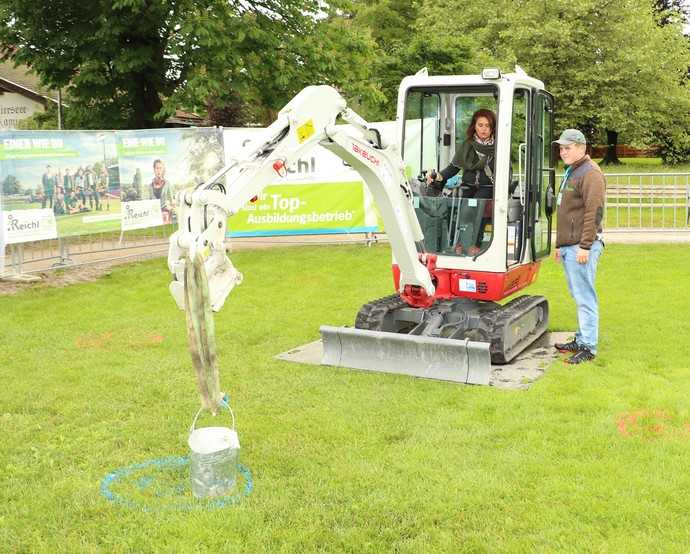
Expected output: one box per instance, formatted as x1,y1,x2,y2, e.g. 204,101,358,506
319,326,491,385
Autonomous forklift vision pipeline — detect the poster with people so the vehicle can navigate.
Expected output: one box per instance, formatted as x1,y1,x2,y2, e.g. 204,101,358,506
0,131,120,242
116,128,224,231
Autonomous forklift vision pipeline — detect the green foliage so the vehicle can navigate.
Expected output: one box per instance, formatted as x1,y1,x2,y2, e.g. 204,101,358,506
348,0,476,119
444,0,690,147
350,0,690,150
1,244,690,551
657,129,690,165
0,0,381,128
2,174,20,194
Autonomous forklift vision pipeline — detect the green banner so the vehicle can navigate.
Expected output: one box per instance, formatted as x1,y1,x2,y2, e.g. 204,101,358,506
228,181,376,237
0,137,80,160
116,135,167,157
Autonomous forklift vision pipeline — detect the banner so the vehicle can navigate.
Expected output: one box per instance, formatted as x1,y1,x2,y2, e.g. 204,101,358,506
116,128,224,230
222,127,387,237
229,182,374,237
0,122,398,245
121,199,164,231
0,131,120,241
3,208,58,244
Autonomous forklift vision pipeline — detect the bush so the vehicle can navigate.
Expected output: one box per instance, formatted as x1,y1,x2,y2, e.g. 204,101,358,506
656,129,690,165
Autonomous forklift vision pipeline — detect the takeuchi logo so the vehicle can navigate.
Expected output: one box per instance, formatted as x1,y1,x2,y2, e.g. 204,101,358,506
351,144,380,166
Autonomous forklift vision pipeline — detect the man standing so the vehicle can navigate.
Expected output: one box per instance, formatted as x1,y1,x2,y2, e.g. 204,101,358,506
553,129,606,364
41,165,56,209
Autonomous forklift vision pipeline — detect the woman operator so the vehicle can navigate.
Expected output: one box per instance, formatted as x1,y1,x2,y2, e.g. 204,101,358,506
426,108,496,255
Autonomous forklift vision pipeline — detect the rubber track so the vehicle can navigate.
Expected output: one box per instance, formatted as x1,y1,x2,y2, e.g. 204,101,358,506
354,294,409,331
354,293,548,364
487,295,549,364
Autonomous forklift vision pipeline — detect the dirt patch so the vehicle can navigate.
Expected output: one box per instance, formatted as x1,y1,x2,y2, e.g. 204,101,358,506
129,333,166,347
616,409,690,440
75,331,115,350
0,248,167,297
0,264,114,296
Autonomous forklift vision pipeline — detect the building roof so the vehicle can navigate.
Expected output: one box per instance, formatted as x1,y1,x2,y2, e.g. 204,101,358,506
0,60,59,105
165,109,207,127
0,60,207,127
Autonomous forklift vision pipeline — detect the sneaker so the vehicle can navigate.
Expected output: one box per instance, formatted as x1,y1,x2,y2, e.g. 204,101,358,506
564,348,595,364
555,339,580,353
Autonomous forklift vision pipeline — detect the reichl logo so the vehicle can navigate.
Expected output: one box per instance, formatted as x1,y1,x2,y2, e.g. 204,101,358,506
126,205,151,220
6,214,39,231
351,144,380,166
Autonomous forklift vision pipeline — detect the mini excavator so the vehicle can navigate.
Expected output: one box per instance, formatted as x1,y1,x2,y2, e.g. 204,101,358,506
168,68,556,385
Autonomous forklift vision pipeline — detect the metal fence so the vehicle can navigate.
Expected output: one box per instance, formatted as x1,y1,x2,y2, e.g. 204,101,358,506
1,225,174,277
602,173,690,230
2,172,689,277
0,225,378,277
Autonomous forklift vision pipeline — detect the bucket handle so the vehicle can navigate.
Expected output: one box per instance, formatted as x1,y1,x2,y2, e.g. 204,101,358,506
190,393,236,433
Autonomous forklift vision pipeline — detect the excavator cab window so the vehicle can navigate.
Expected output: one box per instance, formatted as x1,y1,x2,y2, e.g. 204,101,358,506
508,88,529,264
402,86,499,258
403,91,440,179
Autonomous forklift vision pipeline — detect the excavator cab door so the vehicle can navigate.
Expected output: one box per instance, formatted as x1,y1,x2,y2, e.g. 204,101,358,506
528,90,555,260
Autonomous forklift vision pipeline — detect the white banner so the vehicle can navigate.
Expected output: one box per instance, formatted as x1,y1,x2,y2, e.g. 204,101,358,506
121,200,163,231
222,122,396,236
3,208,58,245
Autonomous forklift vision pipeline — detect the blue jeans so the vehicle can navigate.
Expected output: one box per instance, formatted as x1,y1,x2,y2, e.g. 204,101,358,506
560,240,604,354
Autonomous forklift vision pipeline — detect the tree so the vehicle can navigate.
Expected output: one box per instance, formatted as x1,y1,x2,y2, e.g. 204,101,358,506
347,0,478,120
430,0,690,165
0,1,380,129
2,174,21,195
653,0,690,26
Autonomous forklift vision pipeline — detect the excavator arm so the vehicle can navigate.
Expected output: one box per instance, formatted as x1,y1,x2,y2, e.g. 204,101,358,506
168,85,435,312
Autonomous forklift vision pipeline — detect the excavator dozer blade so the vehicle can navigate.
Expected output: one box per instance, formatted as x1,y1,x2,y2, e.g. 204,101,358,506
319,326,491,385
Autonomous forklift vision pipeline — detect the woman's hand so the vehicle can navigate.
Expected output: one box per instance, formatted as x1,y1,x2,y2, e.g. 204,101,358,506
425,170,439,186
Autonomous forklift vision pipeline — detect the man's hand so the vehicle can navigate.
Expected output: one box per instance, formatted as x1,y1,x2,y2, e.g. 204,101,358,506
554,248,561,263
576,248,590,264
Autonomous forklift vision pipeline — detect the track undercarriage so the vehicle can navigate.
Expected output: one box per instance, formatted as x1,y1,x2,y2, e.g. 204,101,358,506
354,294,549,364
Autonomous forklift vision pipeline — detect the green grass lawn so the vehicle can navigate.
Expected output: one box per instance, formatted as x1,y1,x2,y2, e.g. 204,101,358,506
592,158,690,174
1,245,690,552
604,205,690,229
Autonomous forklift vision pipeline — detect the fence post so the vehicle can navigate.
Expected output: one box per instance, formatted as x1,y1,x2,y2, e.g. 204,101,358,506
51,237,73,268
2,243,40,282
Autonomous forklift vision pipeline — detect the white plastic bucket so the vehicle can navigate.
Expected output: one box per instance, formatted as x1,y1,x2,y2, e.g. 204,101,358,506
188,405,240,499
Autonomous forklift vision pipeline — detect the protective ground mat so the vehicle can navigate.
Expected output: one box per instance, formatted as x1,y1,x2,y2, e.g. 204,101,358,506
276,331,573,390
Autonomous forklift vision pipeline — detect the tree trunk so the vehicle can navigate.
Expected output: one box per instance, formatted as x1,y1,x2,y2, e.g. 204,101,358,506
601,129,622,165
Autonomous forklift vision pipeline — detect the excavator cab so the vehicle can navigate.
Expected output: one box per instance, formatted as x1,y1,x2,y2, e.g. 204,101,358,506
398,69,556,283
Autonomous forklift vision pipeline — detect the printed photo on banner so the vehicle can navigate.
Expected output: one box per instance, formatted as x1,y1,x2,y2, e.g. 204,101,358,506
116,128,224,230
0,131,120,242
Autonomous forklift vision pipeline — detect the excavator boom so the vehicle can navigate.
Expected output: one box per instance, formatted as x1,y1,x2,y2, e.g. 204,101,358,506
169,85,494,386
